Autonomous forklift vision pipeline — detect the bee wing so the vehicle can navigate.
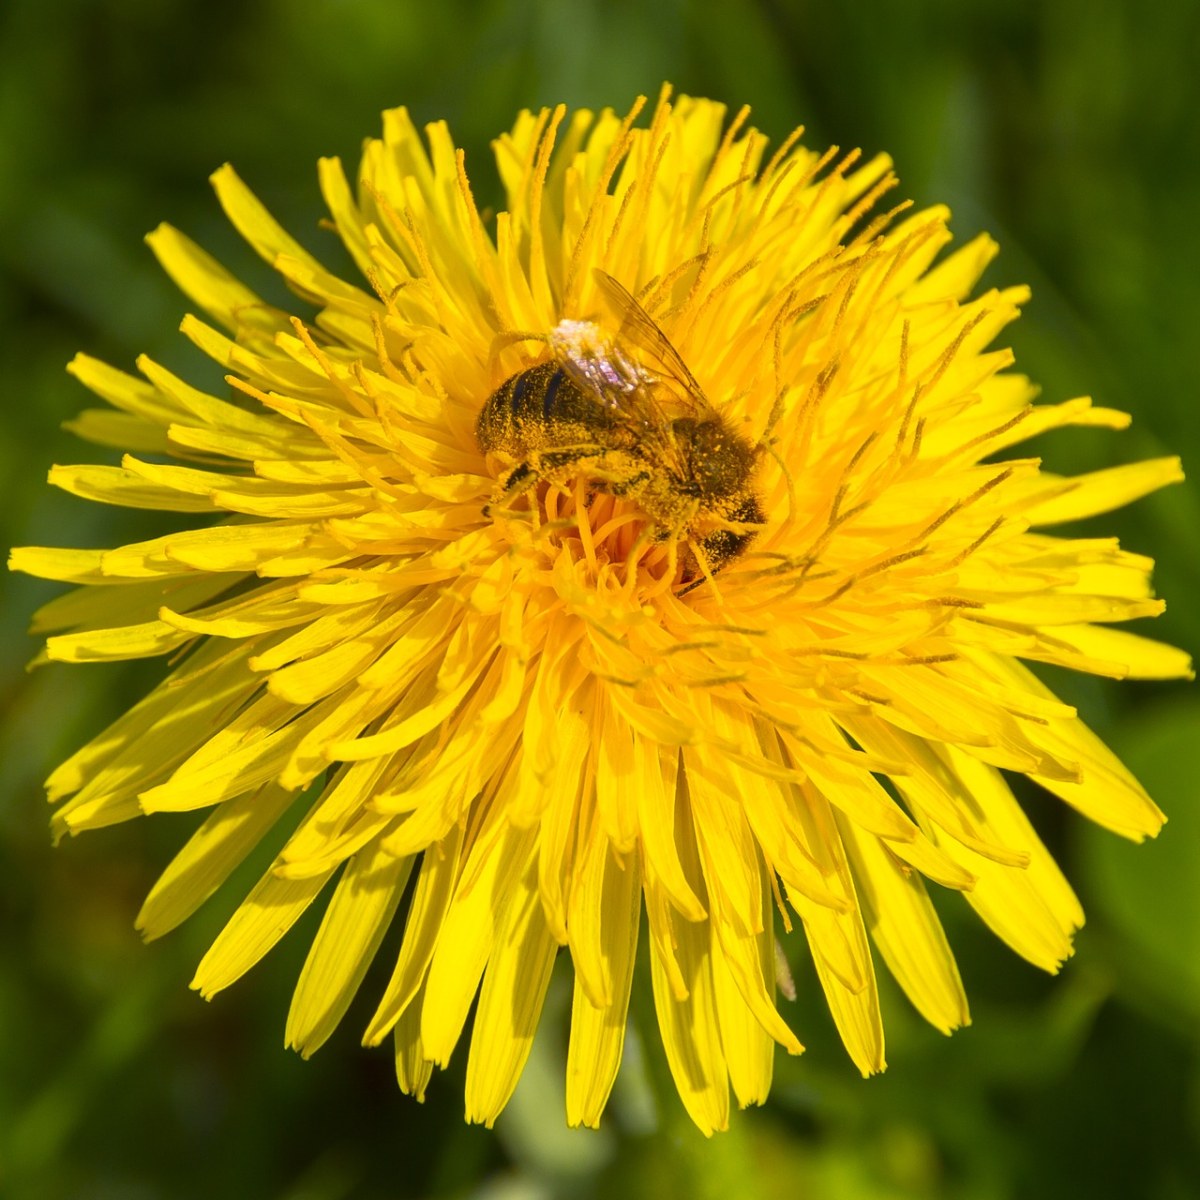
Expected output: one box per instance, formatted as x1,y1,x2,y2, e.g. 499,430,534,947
549,318,644,400
592,270,713,417
547,315,675,443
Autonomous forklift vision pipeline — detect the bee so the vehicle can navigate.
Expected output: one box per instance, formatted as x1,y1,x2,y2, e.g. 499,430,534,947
476,272,765,584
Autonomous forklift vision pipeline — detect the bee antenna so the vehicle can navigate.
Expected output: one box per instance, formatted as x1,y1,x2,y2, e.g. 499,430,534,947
488,329,549,377
761,437,798,525
758,390,786,447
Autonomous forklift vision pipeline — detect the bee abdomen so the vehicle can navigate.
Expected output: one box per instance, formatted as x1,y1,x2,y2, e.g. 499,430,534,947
477,361,615,454
509,362,567,419
698,493,765,573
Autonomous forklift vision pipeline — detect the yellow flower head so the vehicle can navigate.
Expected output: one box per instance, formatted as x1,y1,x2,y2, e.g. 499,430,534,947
12,89,1191,1134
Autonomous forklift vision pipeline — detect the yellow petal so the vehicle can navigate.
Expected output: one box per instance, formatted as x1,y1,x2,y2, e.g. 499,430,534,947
937,746,1084,971
364,824,464,1046
63,408,175,455
649,906,729,1136
791,781,886,1076
45,619,192,663
32,574,230,636
646,788,730,1136
1025,458,1184,524
146,222,282,335
47,641,259,815
66,353,178,422
286,838,413,1057
464,859,559,1127
996,657,1166,840
10,546,108,585
211,163,376,317
191,861,336,998
48,464,219,512
318,156,375,279
420,817,536,1065
839,815,969,1033
139,691,304,814
633,741,706,921
712,926,775,1109
565,844,640,1128
137,783,297,940
1033,624,1194,681
393,982,434,1101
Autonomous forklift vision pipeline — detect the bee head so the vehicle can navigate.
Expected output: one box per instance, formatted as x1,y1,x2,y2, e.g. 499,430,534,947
672,417,757,501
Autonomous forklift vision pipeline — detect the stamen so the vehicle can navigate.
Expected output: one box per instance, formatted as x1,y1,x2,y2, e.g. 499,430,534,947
845,198,915,250
857,547,926,581
944,518,1005,568
708,103,752,183
605,130,671,269
562,96,648,306
527,104,567,314
959,408,1035,455
921,309,991,401
916,467,1014,543
831,432,880,520
762,123,806,184
454,148,492,273
837,171,900,239
290,318,375,419
371,314,408,385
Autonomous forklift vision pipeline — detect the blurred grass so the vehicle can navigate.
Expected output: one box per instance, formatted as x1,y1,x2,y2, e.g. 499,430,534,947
1,1,1197,1197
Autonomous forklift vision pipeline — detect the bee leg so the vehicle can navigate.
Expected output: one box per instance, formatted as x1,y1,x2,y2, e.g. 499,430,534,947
483,461,538,518
607,470,650,497
694,528,752,573
539,449,593,471
501,462,536,494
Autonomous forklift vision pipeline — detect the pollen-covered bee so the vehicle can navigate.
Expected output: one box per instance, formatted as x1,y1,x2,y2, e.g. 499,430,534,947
476,272,765,583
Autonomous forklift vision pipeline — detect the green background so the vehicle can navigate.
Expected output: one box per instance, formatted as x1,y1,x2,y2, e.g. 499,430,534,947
2,1,1198,1197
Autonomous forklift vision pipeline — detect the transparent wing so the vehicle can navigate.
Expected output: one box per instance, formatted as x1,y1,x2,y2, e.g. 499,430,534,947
592,270,713,417
548,318,644,402
546,315,676,447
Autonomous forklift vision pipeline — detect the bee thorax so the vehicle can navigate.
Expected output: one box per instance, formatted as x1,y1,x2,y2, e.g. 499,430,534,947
477,281,766,587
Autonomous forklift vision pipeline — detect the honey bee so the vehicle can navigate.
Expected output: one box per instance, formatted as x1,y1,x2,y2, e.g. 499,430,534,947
476,272,765,583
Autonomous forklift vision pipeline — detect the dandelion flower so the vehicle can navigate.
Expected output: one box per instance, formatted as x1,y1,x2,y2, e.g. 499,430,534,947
13,89,1191,1135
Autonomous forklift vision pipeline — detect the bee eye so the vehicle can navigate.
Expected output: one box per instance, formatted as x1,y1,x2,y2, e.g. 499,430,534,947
697,456,728,494
683,422,739,496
